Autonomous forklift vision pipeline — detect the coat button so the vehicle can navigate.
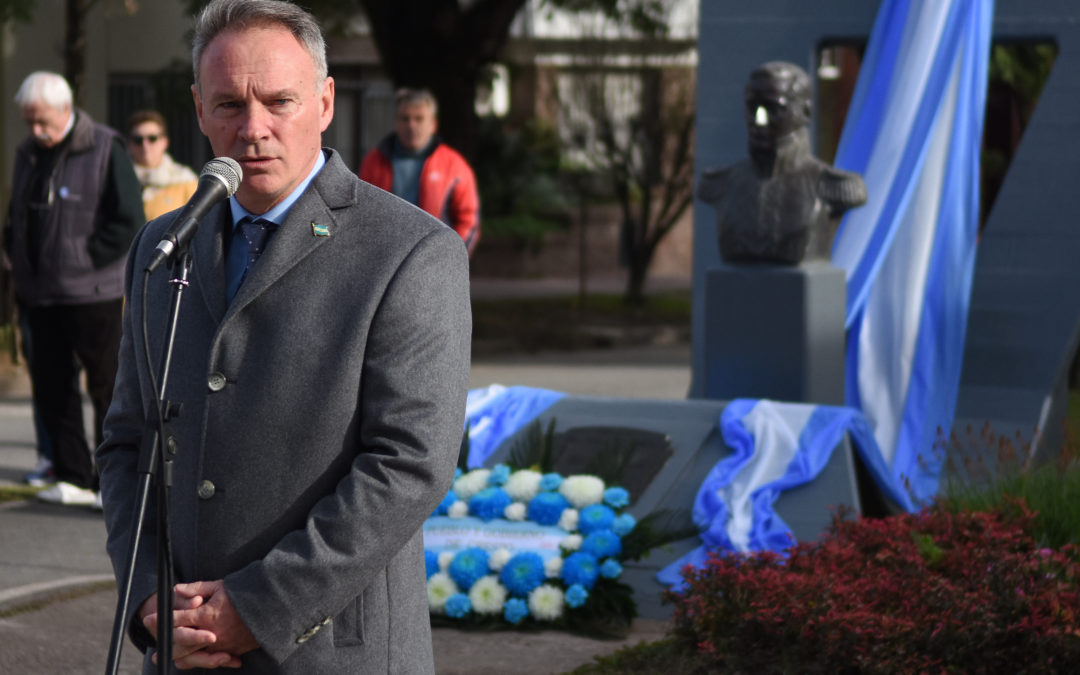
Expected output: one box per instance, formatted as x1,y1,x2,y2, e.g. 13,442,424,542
208,372,226,391
197,480,216,499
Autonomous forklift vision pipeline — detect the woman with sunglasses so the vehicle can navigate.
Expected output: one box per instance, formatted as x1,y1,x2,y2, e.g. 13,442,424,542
126,109,199,220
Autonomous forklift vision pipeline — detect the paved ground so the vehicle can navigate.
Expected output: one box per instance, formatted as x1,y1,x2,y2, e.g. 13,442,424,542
0,298,691,674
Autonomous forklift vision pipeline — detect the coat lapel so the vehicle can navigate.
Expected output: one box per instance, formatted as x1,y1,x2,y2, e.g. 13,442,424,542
226,150,357,314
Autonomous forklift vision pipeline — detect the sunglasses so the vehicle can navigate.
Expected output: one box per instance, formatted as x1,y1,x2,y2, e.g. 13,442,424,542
128,134,162,145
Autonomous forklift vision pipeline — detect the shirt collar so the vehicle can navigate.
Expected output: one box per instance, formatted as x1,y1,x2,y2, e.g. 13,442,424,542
229,149,326,229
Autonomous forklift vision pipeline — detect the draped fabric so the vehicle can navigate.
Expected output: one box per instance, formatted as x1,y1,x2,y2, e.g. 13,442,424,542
463,385,565,468
655,399,914,587
831,0,993,506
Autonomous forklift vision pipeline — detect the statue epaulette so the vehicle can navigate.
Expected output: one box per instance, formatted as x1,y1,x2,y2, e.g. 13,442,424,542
817,166,869,209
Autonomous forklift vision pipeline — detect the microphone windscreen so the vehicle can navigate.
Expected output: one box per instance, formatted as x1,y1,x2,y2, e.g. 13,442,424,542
201,157,243,196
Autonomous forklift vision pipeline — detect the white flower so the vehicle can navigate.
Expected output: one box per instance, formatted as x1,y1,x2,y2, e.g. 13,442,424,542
503,469,542,501
504,502,527,521
453,469,491,500
438,551,455,571
544,556,563,578
468,575,507,615
488,548,512,572
558,508,579,532
559,475,605,509
560,534,582,552
427,573,458,613
447,501,469,518
528,584,565,621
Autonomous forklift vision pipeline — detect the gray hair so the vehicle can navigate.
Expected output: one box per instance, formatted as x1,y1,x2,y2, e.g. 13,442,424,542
395,88,438,116
191,0,328,93
14,71,73,110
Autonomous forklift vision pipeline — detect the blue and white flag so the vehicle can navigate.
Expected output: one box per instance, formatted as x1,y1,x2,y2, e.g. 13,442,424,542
831,0,993,505
656,399,914,587
463,385,565,468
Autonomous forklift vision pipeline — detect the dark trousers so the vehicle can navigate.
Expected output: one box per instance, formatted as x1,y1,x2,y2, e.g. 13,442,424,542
27,299,123,490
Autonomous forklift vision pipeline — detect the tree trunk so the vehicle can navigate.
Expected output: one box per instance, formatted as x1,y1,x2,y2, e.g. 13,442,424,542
64,0,92,105
360,0,527,161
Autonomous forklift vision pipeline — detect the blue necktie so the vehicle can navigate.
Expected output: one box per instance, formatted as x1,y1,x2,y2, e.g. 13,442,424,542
232,217,277,298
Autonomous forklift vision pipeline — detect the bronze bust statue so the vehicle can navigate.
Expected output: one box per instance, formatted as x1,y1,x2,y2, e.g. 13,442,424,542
698,61,867,264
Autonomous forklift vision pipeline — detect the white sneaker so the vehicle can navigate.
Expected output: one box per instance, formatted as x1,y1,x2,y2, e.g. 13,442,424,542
36,481,98,507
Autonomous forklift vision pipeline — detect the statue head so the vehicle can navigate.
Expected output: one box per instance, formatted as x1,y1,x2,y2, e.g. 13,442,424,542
745,61,812,153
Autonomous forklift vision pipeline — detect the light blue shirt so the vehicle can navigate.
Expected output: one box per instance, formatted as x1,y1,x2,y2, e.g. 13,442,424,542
225,150,326,301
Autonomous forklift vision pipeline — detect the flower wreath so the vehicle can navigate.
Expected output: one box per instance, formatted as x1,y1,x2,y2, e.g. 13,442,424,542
423,464,638,633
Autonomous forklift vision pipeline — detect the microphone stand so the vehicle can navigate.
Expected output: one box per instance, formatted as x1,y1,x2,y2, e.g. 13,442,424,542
105,249,193,675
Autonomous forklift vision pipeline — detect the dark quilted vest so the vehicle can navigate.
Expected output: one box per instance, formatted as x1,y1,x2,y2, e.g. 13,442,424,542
8,109,126,306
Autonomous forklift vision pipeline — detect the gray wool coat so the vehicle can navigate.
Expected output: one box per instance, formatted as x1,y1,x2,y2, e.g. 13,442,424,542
97,150,471,673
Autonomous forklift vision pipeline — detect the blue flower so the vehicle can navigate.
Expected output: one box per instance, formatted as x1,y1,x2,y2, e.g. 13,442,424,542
434,489,458,516
468,487,512,521
527,491,570,526
448,547,490,591
487,464,511,486
582,529,622,559
445,593,472,618
425,550,438,579
565,583,589,609
561,552,600,589
499,552,546,596
539,472,564,491
613,513,637,537
600,558,623,579
503,597,529,624
603,486,630,508
578,504,616,535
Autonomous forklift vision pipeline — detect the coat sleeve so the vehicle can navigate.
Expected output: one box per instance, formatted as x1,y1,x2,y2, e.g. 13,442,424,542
223,225,471,664
95,221,161,653
447,155,480,255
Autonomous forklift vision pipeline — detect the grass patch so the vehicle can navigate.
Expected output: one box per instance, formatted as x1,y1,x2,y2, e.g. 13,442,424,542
472,291,690,353
567,637,710,674
0,484,41,503
0,579,116,619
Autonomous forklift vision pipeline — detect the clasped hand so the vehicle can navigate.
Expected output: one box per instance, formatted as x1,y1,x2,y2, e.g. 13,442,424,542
139,579,258,670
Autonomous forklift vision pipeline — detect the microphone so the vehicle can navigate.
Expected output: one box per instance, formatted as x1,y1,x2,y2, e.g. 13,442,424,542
145,157,242,273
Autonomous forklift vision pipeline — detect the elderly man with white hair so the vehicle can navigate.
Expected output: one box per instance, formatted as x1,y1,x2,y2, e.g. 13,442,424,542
3,71,144,506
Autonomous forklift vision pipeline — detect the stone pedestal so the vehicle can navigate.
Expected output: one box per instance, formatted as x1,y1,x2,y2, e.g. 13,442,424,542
702,262,846,405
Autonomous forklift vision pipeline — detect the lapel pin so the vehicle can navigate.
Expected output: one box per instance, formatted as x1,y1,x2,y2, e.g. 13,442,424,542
311,222,330,237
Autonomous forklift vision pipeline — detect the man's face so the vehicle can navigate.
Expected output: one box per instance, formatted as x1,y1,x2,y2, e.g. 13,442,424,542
21,102,72,148
744,72,808,151
394,101,437,152
127,121,169,169
193,25,334,214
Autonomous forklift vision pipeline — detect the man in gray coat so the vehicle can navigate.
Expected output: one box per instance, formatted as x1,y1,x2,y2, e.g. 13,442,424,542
96,1,470,672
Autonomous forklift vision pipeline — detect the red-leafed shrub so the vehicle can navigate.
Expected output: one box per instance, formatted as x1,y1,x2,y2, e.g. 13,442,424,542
667,503,1080,673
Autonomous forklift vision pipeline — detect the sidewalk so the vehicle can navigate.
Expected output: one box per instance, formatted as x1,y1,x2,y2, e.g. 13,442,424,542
0,335,690,673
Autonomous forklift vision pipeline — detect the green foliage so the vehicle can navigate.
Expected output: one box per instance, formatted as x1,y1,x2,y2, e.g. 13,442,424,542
506,419,558,473
569,637,711,674
989,43,1057,123
619,508,697,563
939,422,1080,550
473,118,574,250
0,0,35,23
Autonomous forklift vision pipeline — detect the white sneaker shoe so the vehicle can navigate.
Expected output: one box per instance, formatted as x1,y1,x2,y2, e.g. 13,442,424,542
36,481,98,507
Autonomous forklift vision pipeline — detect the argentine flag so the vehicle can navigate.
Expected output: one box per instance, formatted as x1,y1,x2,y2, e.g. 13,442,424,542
832,0,993,506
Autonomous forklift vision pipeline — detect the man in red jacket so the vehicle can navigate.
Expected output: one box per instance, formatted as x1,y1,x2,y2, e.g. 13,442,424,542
360,88,479,254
